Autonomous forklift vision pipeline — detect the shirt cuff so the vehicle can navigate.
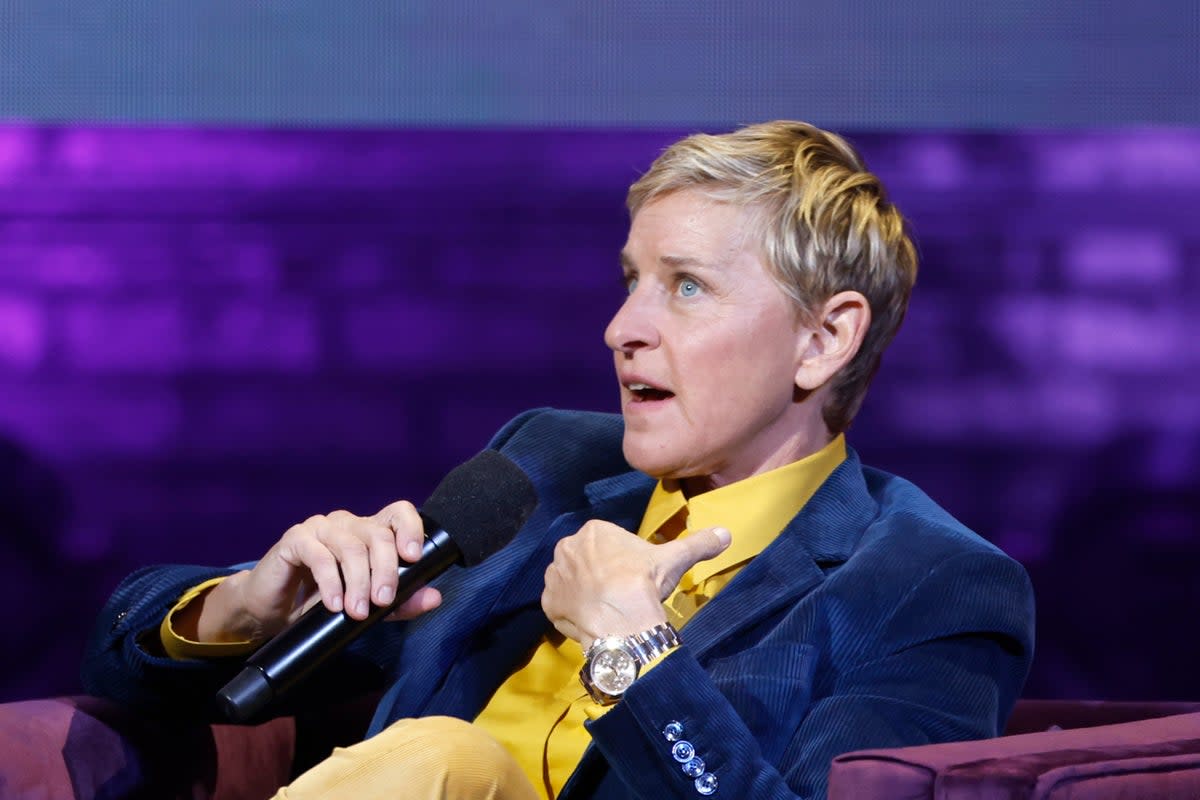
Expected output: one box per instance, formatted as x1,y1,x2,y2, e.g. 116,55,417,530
159,576,258,660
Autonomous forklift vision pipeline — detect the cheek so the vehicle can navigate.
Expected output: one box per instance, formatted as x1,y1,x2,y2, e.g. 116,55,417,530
677,348,764,428
694,323,790,385
700,331,799,406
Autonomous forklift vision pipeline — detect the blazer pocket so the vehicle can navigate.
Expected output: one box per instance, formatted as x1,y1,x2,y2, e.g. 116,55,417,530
705,643,818,762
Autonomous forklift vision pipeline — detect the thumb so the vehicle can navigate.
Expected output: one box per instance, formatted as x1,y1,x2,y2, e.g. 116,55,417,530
653,527,732,596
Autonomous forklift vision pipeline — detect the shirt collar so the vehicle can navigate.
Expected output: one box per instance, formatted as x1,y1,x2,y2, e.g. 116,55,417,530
636,435,847,586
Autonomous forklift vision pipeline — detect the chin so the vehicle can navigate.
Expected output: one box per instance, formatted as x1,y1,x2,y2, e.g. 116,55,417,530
622,437,671,478
622,437,704,481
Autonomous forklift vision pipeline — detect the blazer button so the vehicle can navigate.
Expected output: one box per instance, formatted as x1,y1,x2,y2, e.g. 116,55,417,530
694,772,718,796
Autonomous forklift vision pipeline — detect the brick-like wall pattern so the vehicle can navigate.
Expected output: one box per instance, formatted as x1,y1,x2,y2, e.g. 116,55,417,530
0,127,1196,703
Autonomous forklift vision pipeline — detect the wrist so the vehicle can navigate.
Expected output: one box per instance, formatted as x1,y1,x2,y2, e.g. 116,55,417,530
578,597,669,652
195,570,264,643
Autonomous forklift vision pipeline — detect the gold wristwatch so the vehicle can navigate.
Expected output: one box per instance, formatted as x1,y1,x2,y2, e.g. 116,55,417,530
579,622,681,704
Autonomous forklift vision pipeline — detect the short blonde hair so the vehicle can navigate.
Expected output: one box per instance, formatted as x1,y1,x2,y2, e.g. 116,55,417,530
627,121,918,434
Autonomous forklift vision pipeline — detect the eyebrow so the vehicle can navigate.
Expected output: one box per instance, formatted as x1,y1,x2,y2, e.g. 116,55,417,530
661,254,712,270
618,251,714,271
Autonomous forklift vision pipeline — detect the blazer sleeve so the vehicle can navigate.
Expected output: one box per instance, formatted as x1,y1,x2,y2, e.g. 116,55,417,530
80,563,246,716
78,407,561,720
583,548,1035,800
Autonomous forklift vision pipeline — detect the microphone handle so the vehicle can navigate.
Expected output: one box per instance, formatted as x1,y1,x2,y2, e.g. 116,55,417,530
218,527,457,722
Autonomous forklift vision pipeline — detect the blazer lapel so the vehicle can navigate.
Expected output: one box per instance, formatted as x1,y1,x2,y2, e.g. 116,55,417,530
681,448,876,657
583,469,659,531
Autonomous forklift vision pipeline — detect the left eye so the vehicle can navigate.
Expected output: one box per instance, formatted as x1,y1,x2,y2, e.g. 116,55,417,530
678,280,700,297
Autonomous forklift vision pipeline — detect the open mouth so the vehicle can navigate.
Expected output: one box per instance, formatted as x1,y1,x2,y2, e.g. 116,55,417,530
627,382,675,402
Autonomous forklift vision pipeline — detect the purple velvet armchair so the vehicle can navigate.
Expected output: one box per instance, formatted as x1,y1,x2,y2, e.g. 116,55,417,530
830,700,1200,799
0,695,1197,799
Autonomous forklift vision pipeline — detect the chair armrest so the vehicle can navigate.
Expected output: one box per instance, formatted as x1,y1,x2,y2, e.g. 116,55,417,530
829,711,1200,800
0,695,294,799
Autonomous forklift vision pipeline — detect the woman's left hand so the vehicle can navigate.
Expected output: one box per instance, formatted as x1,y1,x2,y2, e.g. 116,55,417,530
541,520,730,648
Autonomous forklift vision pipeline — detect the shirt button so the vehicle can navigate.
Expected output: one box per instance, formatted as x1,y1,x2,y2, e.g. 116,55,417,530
672,740,695,763
662,721,685,742
682,756,706,778
694,772,719,796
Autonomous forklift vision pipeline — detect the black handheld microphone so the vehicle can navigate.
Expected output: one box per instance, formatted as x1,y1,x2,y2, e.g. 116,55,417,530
216,449,537,722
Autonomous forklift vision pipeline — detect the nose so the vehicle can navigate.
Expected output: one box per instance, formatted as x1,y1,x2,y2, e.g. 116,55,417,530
604,286,660,355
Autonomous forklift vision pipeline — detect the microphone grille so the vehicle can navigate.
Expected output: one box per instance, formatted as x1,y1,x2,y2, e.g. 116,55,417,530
421,449,538,567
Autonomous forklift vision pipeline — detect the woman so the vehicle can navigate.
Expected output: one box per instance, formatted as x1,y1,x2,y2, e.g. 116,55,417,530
84,121,1034,800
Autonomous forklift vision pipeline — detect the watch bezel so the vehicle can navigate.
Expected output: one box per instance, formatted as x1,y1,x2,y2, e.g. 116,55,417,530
580,623,681,705
587,638,640,697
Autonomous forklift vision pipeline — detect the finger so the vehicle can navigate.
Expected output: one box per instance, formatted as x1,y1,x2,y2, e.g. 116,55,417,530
652,526,732,593
285,532,347,614
316,520,373,619
362,519,401,608
383,586,443,621
375,500,425,564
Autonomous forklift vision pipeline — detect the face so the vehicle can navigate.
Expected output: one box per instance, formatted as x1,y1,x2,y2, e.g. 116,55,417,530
606,189,822,489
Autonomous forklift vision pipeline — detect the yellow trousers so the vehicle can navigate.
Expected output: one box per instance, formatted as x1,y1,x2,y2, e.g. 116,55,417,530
272,716,541,800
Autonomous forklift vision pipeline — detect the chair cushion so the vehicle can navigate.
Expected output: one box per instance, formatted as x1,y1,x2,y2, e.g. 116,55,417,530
829,711,1200,800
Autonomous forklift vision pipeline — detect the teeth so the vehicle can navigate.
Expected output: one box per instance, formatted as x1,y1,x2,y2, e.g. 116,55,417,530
628,383,652,391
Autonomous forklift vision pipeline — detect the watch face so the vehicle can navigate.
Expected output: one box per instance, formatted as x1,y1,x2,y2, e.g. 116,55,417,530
590,646,637,695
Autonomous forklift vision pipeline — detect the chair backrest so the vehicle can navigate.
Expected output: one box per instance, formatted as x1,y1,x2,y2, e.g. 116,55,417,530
1004,699,1200,735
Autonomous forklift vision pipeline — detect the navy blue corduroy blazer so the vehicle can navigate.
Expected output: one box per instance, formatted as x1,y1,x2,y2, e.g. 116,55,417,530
82,408,1035,800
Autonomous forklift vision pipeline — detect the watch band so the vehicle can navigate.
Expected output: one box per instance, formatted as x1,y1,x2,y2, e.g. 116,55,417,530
623,622,682,664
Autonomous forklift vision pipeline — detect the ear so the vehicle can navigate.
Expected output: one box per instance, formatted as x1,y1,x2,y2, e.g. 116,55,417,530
794,291,871,392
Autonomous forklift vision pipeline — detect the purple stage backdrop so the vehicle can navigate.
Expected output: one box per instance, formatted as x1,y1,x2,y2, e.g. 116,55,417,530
0,126,1197,704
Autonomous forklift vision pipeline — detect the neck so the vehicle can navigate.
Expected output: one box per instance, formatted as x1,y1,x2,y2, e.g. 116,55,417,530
680,429,836,497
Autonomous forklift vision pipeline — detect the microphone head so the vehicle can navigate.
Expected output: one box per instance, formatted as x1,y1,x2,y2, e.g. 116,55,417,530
421,449,538,567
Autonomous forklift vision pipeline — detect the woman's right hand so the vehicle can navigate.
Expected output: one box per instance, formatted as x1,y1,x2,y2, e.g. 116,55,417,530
191,500,444,644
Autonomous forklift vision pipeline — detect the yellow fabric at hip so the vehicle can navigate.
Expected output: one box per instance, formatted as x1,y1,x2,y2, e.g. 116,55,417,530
272,716,539,800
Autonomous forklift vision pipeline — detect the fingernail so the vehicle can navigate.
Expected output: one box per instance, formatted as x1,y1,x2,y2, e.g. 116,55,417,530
377,585,394,605
329,594,343,612
406,541,422,560
713,527,732,547
355,599,369,617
